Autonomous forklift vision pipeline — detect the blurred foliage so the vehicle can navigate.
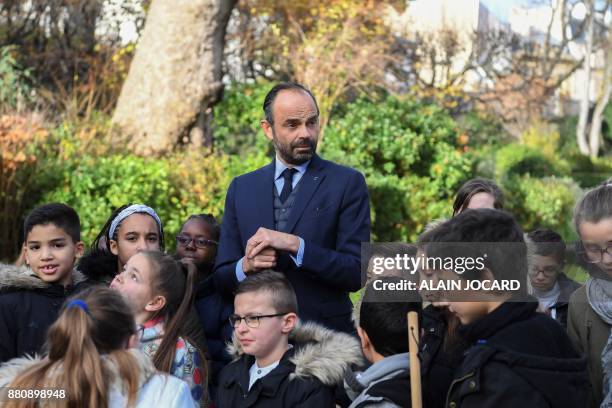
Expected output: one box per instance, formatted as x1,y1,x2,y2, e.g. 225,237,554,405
231,0,405,133
494,143,568,180
520,121,561,160
321,94,473,241
0,113,50,260
34,126,270,251
503,175,581,241
212,81,272,155
454,111,512,148
0,46,34,112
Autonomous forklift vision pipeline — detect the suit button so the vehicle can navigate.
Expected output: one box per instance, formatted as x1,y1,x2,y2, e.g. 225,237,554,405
469,380,476,389
449,402,457,408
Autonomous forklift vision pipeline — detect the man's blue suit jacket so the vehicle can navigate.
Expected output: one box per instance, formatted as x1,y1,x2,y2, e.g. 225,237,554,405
214,154,371,333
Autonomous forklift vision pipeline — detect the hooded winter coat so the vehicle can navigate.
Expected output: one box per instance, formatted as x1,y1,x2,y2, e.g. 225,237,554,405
419,305,468,408
446,298,589,408
0,264,89,362
217,321,364,408
0,348,196,407
343,352,411,408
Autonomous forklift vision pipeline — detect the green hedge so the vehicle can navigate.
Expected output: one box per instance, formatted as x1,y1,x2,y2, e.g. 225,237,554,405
321,94,473,241
494,143,566,180
502,175,581,240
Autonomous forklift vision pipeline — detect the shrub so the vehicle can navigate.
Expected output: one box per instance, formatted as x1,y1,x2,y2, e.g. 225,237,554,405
212,81,273,156
0,46,34,112
455,111,511,147
503,175,581,240
322,94,473,241
495,143,566,180
0,113,50,260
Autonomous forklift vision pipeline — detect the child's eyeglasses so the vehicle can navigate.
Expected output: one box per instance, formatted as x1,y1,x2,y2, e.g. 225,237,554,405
176,235,218,249
528,266,559,277
578,245,612,264
229,313,289,328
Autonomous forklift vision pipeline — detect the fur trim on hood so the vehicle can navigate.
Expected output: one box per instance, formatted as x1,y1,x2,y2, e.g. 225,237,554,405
0,348,157,394
226,321,364,386
0,263,87,292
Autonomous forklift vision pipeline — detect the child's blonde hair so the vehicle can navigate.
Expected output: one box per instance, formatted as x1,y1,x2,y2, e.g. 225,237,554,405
7,287,141,408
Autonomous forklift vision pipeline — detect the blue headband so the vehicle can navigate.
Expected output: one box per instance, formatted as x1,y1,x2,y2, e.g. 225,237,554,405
66,299,90,315
108,204,163,240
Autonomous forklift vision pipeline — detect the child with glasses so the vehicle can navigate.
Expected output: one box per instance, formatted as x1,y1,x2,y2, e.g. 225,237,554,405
176,214,233,404
217,271,362,407
568,179,612,408
526,229,581,328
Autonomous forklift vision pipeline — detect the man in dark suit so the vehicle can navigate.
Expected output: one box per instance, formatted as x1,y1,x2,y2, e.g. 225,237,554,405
214,82,371,333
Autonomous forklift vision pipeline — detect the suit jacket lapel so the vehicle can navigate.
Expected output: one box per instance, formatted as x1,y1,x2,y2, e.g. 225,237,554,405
284,155,326,233
253,160,275,231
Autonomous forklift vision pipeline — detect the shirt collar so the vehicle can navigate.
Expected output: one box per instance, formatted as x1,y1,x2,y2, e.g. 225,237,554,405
274,156,310,181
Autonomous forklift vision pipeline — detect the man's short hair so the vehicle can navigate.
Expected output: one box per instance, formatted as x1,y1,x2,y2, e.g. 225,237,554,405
421,209,526,282
359,277,421,357
23,203,81,243
526,229,566,265
236,270,298,314
263,82,320,125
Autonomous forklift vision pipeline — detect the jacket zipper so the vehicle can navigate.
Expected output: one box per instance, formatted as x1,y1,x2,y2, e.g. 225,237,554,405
585,320,592,361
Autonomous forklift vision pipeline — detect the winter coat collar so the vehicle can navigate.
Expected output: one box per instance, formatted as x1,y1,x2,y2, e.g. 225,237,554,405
226,321,364,387
0,263,87,294
551,273,582,307
355,353,409,388
453,340,588,407
458,295,537,344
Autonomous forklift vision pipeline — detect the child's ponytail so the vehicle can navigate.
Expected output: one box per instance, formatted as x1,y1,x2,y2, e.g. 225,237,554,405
7,288,140,408
49,302,107,407
140,251,209,404
146,253,198,372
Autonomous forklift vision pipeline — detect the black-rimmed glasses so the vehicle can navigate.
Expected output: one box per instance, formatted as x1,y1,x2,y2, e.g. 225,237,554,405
176,235,218,249
229,313,289,328
529,266,560,277
578,245,612,264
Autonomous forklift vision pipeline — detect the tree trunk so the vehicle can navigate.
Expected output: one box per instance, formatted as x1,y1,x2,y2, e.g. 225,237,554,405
588,30,612,158
111,0,237,156
576,0,594,156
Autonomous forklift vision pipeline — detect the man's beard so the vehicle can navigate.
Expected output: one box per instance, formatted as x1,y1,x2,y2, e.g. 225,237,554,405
273,132,317,165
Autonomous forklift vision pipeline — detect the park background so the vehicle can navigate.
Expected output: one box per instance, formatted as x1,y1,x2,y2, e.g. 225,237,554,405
1,0,611,282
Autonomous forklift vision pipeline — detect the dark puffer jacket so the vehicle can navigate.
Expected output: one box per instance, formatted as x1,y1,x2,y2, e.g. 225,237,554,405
446,298,589,408
194,274,234,402
217,321,363,408
419,305,468,408
0,264,89,362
